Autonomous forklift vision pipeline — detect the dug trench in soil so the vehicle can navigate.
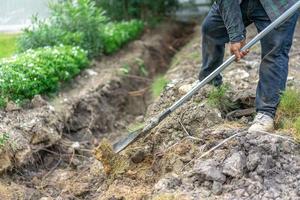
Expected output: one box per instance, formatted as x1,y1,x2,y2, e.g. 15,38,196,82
94,24,300,199
0,21,196,199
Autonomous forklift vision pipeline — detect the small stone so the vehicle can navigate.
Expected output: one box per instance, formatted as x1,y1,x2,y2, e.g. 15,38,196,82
192,159,226,183
71,142,80,150
86,69,98,76
178,84,193,95
247,152,261,171
5,101,20,112
135,115,144,123
212,181,223,195
131,150,146,164
154,173,182,191
31,95,48,108
40,197,52,200
223,151,246,178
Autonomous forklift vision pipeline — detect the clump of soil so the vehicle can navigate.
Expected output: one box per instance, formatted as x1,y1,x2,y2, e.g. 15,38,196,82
94,139,129,176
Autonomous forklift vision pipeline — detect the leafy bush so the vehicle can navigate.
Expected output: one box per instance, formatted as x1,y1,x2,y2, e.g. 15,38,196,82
94,0,179,21
18,0,107,58
102,20,144,54
18,18,84,52
0,46,89,104
151,75,169,98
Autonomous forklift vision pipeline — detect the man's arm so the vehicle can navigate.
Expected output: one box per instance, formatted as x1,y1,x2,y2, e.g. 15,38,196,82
216,0,249,61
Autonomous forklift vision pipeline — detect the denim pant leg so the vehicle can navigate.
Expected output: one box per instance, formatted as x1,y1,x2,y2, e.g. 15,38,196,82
253,13,299,118
199,3,229,86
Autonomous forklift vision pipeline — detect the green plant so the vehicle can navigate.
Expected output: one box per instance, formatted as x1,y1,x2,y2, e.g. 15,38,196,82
277,89,300,118
18,0,108,58
18,18,84,52
120,64,131,75
0,133,9,149
276,89,300,141
293,117,300,141
102,20,144,54
207,84,237,113
151,75,169,98
0,45,89,104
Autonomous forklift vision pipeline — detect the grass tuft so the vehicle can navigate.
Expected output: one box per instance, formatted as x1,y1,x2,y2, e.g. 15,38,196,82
151,75,169,98
276,89,300,141
207,84,237,113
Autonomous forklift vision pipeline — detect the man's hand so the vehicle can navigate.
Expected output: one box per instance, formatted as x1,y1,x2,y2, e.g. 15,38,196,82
230,39,249,62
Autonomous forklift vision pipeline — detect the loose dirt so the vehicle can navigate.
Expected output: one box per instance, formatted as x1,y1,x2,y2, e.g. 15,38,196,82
0,21,195,199
1,20,300,200
94,24,300,200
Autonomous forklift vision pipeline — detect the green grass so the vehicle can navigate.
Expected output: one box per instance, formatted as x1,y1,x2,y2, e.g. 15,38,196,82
151,75,169,98
276,89,300,141
0,33,19,59
207,84,237,113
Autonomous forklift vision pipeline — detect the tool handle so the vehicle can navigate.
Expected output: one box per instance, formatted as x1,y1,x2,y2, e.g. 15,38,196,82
167,1,300,113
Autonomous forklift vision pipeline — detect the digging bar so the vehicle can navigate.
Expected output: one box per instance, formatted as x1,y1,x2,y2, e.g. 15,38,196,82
113,1,300,153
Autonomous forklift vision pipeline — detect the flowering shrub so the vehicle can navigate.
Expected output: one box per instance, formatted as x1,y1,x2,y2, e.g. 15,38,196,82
18,0,107,58
102,20,144,54
18,0,145,58
0,46,89,105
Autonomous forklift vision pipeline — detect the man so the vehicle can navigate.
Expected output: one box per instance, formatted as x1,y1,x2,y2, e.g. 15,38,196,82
199,0,299,133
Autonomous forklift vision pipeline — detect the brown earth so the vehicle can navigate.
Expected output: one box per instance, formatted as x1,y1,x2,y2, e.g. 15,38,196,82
0,21,195,199
1,20,300,200
94,24,300,199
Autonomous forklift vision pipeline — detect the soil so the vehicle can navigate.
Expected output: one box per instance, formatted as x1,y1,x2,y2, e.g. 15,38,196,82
1,20,300,200
0,21,195,199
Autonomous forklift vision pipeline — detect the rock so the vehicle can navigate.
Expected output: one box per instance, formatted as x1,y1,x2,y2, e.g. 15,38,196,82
71,142,81,150
192,159,226,183
256,155,274,176
5,101,20,112
223,152,246,178
227,69,250,80
212,181,223,195
247,152,261,171
86,69,98,76
178,84,193,95
154,173,182,191
0,154,12,173
40,198,52,200
31,95,48,108
131,150,146,164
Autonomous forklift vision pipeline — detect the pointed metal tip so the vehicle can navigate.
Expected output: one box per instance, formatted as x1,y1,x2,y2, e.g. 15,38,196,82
113,128,144,153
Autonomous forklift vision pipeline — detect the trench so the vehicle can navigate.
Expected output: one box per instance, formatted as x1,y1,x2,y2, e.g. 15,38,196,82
2,21,196,200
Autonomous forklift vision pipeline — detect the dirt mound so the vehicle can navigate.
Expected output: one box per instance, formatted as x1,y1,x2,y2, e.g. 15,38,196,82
0,21,196,199
94,24,300,200
0,98,63,173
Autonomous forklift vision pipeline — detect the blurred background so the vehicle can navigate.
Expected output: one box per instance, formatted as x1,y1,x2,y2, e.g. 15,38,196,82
0,0,212,32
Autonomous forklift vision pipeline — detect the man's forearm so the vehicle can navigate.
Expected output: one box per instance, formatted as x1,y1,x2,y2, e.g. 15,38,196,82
216,0,246,42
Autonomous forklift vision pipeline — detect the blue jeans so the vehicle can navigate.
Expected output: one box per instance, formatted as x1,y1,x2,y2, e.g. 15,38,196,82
199,0,299,118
